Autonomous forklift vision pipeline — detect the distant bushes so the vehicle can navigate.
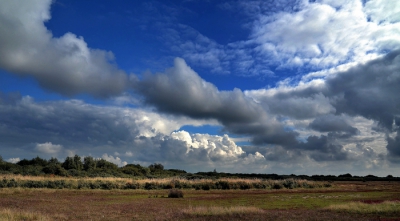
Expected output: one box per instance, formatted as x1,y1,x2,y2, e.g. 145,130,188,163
0,176,331,190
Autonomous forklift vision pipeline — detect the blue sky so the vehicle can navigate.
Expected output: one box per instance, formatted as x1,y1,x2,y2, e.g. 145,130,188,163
1,0,400,176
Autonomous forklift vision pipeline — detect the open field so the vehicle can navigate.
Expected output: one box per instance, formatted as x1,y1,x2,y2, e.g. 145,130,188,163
0,179,399,220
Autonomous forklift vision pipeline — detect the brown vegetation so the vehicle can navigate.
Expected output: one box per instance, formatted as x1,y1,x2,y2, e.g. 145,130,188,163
0,180,398,220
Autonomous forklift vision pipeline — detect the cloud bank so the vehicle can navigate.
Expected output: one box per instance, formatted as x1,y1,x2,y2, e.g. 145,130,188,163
0,0,128,97
1,0,400,175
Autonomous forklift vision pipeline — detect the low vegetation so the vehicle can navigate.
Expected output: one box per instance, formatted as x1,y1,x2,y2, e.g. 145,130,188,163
0,174,331,190
326,201,400,214
0,183,398,220
0,208,52,221
182,206,265,216
0,154,399,220
168,188,184,198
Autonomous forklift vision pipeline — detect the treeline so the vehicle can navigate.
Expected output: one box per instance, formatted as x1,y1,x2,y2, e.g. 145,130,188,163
195,172,400,182
0,155,399,181
0,155,186,178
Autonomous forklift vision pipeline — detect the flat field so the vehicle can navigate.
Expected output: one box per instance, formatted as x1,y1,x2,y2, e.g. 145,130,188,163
0,180,399,220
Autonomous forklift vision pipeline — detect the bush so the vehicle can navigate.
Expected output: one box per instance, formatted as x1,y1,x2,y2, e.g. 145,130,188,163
272,182,283,189
201,183,211,190
144,182,159,190
215,180,230,190
168,189,183,198
283,179,297,189
124,182,141,189
238,181,251,190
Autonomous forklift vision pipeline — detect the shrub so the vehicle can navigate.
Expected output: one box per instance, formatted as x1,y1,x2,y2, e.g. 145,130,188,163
283,179,297,189
252,181,267,189
144,182,159,190
238,181,251,190
124,182,140,189
168,189,183,198
201,183,211,190
216,181,230,190
272,182,283,189
163,182,174,189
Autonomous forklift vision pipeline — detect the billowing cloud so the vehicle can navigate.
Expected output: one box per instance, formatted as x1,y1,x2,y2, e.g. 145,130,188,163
309,115,358,135
35,142,63,154
0,92,214,152
250,0,400,69
136,58,298,146
247,50,400,162
102,154,127,167
7,158,20,164
0,0,128,97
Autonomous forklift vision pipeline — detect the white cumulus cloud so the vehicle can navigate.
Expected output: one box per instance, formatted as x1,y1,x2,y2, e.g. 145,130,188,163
35,142,63,154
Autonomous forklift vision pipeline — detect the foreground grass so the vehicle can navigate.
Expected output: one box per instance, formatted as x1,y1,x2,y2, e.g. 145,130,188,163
326,201,400,214
0,181,398,220
182,206,265,216
0,208,51,221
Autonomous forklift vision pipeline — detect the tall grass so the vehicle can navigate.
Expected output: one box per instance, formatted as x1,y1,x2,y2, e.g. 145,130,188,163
0,208,51,221
326,201,400,214
0,174,332,190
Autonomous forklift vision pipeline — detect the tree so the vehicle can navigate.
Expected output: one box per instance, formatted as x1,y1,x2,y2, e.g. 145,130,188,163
83,156,96,171
149,163,164,172
338,173,352,178
62,156,75,170
73,155,83,171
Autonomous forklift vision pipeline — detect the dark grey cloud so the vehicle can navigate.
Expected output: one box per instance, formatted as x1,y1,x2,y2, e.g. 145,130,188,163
135,58,298,146
326,50,400,130
0,93,136,151
323,50,400,157
309,114,359,135
138,58,262,123
298,135,348,161
386,132,400,158
0,0,128,98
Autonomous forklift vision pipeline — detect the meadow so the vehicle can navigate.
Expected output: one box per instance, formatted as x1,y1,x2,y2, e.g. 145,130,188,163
0,175,399,220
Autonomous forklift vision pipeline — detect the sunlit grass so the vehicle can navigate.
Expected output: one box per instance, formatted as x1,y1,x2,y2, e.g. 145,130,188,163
326,201,400,214
0,208,53,221
0,174,332,190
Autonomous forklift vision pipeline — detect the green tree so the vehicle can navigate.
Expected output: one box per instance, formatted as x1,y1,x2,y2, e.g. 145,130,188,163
73,155,83,171
83,156,96,171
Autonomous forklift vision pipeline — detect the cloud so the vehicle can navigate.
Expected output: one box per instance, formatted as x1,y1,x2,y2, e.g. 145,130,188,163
136,58,298,146
250,0,400,69
35,142,63,154
325,50,400,130
102,154,127,167
246,50,400,162
297,135,348,161
309,115,359,135
0,93,213,152
0,0,128,98
7,158,20,164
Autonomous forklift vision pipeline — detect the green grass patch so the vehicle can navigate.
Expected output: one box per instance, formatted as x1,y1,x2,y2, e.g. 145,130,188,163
326,201,400,214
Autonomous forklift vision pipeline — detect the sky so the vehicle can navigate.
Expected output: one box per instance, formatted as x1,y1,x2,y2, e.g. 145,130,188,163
1,0,400,176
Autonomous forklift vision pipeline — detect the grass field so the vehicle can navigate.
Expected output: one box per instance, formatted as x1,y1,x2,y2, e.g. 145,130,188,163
0,178,399,220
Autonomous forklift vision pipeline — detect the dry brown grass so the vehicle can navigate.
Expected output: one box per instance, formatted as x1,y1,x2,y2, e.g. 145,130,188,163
0,208,55,221
0,184,398,220
182,206,265,216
